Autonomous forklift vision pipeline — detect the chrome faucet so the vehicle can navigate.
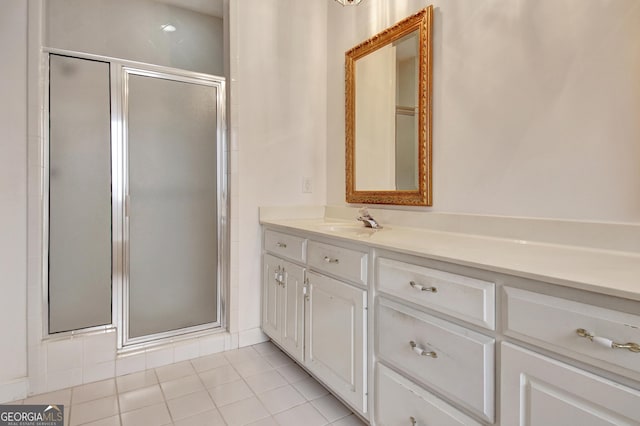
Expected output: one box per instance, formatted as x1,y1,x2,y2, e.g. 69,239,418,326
357,207,382,229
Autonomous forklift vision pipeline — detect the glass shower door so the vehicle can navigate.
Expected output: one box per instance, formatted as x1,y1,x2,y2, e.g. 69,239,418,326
124,69,223,344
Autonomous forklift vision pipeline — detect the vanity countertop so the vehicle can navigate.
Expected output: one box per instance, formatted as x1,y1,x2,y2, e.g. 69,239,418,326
261,217,640,302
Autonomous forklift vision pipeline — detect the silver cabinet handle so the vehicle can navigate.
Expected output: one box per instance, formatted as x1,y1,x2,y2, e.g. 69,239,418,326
577,329,640,353
409,281,437,293
324,256,339,264
274,266,285,287
276,242,287,248
409,416,417,426
409,340,437,358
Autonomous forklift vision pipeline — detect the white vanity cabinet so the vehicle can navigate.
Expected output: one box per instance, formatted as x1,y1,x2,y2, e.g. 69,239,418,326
501,342,640,426
305,270,367,414
262,253,306,363
305,241,368,414
261,219,640,426
262,227,369,418
501,286,640,426
262,230,307,363
374,254,496,424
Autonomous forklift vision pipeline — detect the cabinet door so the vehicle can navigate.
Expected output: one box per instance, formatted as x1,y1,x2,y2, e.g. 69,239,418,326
501,342,640,426
280,260,305,363
262,254,282,341
305,271,367,414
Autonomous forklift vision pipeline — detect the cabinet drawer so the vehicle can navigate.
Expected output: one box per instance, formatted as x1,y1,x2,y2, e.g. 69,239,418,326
376,363,481,426
377,298,494,422
264,230,306,262
504,287,640,378
501,342,640,425
307,241,367,285
377,257,495,329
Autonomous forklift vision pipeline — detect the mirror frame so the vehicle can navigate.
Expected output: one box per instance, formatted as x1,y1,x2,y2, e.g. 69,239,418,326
345,6,433,206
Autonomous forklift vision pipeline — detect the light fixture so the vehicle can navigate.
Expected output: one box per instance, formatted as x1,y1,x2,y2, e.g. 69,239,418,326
334,0,363,5
161,24,176,32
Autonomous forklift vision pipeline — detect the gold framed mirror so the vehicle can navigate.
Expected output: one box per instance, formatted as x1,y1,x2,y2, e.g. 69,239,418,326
345,6,433,206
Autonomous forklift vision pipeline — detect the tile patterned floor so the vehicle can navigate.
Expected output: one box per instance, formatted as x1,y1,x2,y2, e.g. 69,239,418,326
8,342,366,426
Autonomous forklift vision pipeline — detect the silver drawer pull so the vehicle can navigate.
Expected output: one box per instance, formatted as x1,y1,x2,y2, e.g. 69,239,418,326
576,329,640,353
409,340,437,358
409,281,437,293
410,416,417,426
276,242,287,248
324,256,339,264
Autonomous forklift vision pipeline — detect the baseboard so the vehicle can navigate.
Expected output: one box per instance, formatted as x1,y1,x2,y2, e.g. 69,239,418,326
238,328,269,347
0,377,28,404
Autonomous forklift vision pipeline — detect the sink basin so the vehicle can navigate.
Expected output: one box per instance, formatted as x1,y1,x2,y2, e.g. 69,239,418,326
314,222,383,237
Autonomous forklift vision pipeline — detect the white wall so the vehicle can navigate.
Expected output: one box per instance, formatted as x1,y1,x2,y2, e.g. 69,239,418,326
232,0,327,339
46,0,223,75
327,0,640,223
0,1,28,402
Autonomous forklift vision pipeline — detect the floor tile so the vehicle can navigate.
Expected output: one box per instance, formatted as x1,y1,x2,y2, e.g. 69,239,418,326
244,370,288,395
291,378,329,401
330,414,367,425
118,384,164,413
72,379,116,404
155,361,196,383
257,384,305,415
190,353,229,373
277,364,310,384
223,347,262,365
173,408,225,426
232,358,274,378
262,351,294,368
274,402,329,426
218,396,270,426
116,370,158,393
23,388,72,406
311,394,351,422
120,402,171,426
252,342,281,356
18,343,359,426
208,379,254,407
166,390,216,421
69,395,119,426
160,374,205,400
246,417,279,426
79,415,121,426
199,364,241,388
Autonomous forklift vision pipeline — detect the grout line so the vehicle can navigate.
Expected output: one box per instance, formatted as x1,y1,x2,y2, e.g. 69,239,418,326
153,367,175,425
190,357,229,425
112,374,123,426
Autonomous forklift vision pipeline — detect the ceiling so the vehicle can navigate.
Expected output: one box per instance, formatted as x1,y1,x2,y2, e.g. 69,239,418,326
152,0,223,17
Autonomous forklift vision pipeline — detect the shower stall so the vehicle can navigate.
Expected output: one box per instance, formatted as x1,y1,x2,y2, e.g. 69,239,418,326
44,0,226,348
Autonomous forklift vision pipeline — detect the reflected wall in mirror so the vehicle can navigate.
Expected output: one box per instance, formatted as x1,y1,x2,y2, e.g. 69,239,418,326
346,6,433,206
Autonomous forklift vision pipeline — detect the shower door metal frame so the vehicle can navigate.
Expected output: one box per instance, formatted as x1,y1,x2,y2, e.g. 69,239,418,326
119,65,226,348
42,50,118,339
42,48,227,349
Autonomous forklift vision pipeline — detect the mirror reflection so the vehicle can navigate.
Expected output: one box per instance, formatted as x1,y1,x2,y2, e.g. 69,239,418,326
355,31,419,191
